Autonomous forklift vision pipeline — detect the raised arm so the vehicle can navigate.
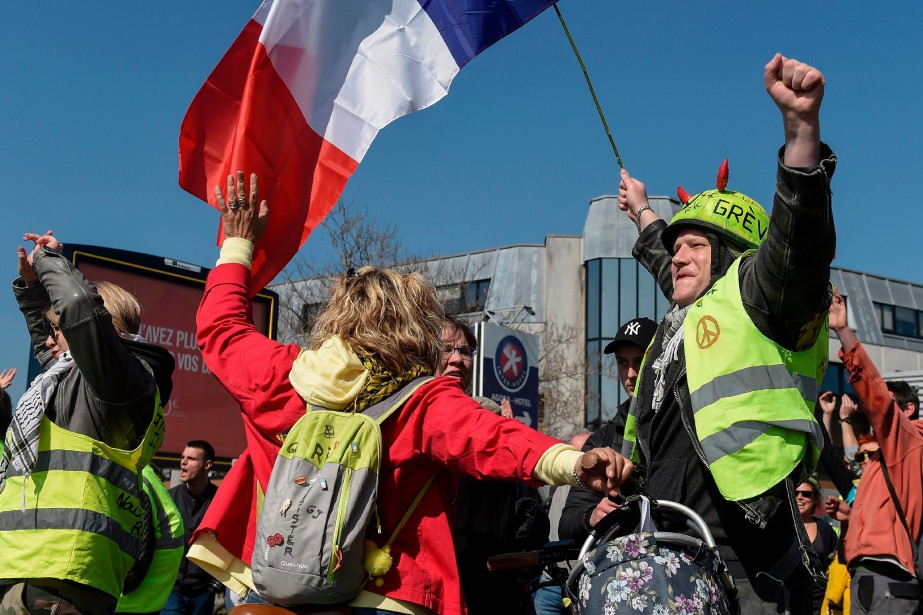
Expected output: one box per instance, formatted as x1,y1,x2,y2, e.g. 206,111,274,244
619,170,673,298
196,171,301,412
25,235,155,406
764,53,824,169
744,55,835,349
13,236,55,367
829,289,912,473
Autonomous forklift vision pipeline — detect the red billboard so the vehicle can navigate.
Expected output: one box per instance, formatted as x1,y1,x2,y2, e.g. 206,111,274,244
35,245,279,461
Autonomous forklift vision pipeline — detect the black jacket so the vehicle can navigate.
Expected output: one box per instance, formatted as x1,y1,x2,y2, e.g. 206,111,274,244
14,247,174,449
454,473,549,615
559,399,630,543
626,146,837,586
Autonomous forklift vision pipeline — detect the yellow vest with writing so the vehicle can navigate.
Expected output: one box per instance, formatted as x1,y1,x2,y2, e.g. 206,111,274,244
116,463,185,612
0,398,165,598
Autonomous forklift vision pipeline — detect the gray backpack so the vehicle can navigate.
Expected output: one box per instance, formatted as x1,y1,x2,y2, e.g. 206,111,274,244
252,377,432,605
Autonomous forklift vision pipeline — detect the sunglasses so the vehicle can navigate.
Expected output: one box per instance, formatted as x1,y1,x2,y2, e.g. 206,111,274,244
795,489,816,498
855,449,879,464
44,319,62,338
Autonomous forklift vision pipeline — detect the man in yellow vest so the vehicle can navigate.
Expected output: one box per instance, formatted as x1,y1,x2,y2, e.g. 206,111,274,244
0,233,174,615
617,54,835,614
116,465,185,615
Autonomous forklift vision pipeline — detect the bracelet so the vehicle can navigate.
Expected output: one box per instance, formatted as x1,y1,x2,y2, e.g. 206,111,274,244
838,416,853,425
572,468,591,491
634,205,653,230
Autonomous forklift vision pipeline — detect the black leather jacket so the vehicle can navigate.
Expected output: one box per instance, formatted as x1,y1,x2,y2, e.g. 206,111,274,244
626,145,836,585
13,247,174,450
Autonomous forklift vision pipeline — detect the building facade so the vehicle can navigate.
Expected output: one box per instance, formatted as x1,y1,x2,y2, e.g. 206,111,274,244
272,194,923,441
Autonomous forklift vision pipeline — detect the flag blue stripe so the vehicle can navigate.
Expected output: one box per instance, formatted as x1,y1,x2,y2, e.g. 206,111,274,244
418,0,557,69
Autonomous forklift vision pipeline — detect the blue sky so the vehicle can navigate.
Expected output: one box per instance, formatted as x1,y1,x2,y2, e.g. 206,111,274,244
2,1,922,400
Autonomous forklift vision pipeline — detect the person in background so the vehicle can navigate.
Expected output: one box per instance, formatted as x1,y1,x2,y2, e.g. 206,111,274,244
558,316,657,544
438,315,550,615
116,465,184,615
821,434,879,615
828,289,923,613
0,232,174,615
533,429,590,615
794,477,837,613
0,369,15,445
163,441,218,615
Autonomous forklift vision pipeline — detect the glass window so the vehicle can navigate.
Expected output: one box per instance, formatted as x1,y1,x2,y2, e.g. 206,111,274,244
437,284,461,314
601,259,619,337
600,352,620,422
895,306,917,337
875,302,895,333
637,269,656,322
585,341,601,428
619,260,638,325
300,302,323,334
586,260,600,339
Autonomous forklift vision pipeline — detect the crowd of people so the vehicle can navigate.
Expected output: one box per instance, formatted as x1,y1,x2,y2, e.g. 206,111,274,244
0,52,920,615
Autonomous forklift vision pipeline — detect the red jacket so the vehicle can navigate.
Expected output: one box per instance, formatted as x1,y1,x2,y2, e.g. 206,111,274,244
194,263,563,615
841,342,923,574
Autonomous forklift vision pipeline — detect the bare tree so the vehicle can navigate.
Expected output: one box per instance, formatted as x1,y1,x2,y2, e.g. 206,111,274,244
274,199,415,344
272,201,594,439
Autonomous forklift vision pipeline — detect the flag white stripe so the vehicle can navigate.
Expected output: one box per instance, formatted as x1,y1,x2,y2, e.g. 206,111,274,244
257,0,460,162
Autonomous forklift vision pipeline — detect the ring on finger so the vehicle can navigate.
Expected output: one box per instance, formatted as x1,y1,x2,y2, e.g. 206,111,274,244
229,201,241,210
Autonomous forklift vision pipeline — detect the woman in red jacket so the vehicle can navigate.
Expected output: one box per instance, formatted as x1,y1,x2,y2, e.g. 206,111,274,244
190,172,632,615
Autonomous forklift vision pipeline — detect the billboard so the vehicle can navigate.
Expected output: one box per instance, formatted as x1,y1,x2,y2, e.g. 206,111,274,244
474,322,540,428
28,245,278,461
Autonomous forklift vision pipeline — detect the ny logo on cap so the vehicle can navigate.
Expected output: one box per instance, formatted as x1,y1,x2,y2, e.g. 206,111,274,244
624,321,641,335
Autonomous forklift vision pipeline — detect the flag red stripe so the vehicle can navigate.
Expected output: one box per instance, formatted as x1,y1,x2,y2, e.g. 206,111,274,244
179,19,358,293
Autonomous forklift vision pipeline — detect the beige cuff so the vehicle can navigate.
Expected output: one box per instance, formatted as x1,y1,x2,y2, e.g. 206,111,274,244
187,533,254,598
216,237,254,269
533,443,583,486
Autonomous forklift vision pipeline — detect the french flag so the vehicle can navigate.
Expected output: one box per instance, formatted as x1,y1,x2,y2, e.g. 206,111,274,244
179,0,557,293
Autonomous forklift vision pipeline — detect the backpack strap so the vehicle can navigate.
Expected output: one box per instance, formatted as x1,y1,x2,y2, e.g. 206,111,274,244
360,376,435,424
384,474,437,549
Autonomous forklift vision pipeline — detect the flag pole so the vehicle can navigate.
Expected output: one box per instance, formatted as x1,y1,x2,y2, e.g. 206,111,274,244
552,3,624,170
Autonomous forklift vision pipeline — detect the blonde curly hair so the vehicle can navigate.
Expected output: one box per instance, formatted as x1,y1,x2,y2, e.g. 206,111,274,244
309,267,444,375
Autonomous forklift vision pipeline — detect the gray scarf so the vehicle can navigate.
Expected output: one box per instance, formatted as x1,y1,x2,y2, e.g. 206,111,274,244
650,305,690,412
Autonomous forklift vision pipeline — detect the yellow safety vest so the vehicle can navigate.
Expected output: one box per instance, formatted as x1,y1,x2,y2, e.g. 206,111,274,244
622,255,826,501
0,398,165,598
116,464,185,613
684,255,826,500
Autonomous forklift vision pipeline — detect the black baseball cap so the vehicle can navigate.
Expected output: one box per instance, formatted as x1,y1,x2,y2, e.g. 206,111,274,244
603,317,658,355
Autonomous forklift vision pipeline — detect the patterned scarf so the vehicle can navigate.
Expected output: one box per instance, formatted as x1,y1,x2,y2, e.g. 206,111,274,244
0,351,76,499
345,351,429,414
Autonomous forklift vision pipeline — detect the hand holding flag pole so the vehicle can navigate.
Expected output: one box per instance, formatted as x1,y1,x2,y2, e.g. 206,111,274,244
552,3,624,171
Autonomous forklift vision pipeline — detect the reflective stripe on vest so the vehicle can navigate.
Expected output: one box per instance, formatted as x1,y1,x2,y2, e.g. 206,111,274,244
116,464,184,613
0,393,165,598
684,255,826,501
690,364,819,411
